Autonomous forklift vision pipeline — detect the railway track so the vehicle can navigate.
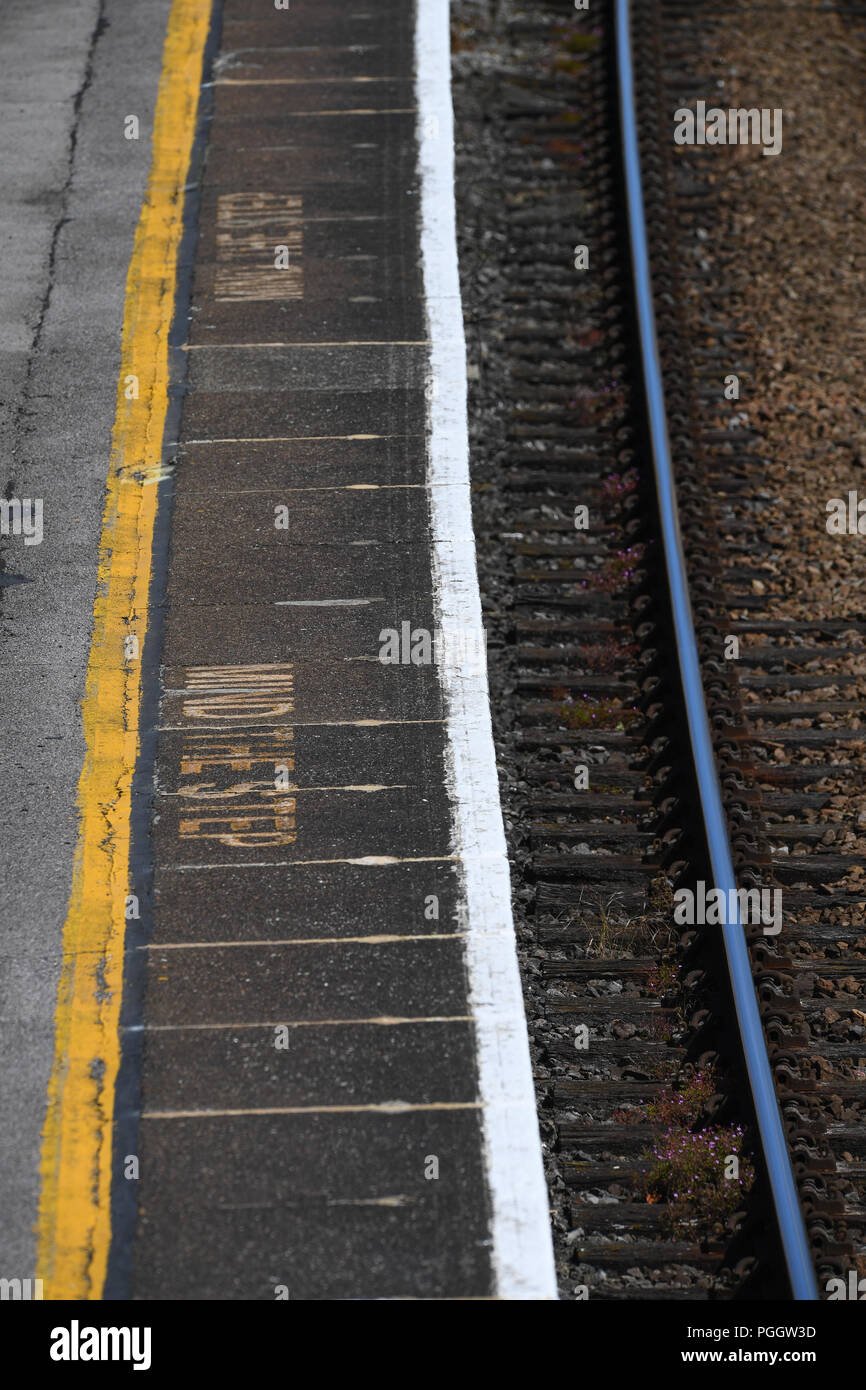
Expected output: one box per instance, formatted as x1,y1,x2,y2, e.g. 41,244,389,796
454,0,864,1299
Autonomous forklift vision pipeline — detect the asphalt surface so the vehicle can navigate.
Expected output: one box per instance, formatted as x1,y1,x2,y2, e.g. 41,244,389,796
119,0,496,1300
0,0,172,1281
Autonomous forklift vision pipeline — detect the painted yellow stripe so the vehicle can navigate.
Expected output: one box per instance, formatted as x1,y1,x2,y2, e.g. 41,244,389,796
36,0,212,1301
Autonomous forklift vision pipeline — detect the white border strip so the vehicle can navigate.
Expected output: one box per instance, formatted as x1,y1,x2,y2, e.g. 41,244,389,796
415,0,557,1300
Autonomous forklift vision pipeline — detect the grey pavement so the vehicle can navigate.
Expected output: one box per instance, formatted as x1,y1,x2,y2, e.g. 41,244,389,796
0,0,172,1279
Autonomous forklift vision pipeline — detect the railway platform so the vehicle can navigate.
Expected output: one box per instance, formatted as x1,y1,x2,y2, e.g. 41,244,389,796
25,0,556,1302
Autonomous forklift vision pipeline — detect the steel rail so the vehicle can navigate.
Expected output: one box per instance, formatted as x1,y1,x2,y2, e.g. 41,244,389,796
613,0,818,1301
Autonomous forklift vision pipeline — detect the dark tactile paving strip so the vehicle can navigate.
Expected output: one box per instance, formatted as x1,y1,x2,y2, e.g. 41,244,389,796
173,437,428,491
151,861,463,945
156,720,448,797
180,387,426,440
154,785,452,868
213,79,416,120
160,659,443,721
125,0,495,1300
192,263,424,310
220,1,415,56
170,482,429,545
139,1021,479,1112
158,604,431,665
185,343,428,392
132,1112,490,1301
143,939,469,1028
220,43,406,84
194,204,419,269
162,540,437,604
187,296,426,345
199,145,419,205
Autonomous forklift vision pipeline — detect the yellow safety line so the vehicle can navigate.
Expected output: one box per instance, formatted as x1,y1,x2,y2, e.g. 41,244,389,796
36,0,212,1300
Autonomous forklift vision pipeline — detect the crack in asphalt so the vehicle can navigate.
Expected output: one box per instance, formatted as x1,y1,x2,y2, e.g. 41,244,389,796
1,1,108,596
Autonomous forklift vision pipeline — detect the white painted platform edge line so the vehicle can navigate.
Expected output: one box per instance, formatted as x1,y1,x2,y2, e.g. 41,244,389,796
415,0,557,1302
